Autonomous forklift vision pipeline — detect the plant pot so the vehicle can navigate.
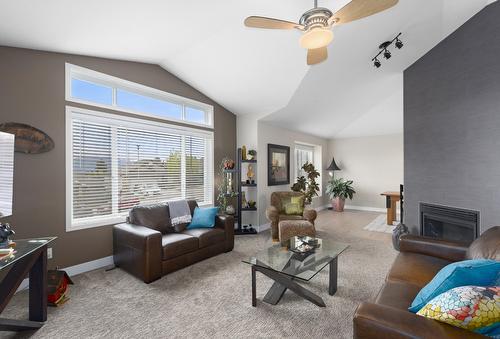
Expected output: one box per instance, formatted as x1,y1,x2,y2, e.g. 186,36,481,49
332,197,345,212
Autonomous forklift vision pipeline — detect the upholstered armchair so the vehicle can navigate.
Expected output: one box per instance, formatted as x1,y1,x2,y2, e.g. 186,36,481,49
265,191,317,241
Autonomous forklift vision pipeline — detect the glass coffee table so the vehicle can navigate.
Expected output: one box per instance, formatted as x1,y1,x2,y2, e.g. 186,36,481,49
243,236,348,307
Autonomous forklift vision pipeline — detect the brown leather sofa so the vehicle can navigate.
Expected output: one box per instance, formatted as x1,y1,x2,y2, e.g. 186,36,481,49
354,226,500,339
265,191,317,241
113,200,234,283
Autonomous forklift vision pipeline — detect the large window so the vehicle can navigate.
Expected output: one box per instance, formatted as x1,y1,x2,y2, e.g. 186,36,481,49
66,63,213,128
66,107,213,231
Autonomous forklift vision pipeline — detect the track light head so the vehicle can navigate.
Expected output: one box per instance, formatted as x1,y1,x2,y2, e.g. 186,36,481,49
383,49,391,59
373,58,381,68
395,38,403,49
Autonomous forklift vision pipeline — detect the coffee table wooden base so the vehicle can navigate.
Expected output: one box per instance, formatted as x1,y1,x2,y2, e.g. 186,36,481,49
251,257,338,308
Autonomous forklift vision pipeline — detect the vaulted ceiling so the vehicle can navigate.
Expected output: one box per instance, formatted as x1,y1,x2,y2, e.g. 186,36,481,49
0,0,494,138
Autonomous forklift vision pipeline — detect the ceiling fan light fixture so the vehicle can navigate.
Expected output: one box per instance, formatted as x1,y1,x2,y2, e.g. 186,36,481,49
299,27,333,49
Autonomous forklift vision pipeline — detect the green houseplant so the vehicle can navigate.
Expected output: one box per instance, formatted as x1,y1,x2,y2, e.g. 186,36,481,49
291,162,320,205
325,178,356,212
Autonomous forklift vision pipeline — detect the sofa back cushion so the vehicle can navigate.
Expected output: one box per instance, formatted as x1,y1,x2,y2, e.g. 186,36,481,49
129,203,173,234
466,226,500,260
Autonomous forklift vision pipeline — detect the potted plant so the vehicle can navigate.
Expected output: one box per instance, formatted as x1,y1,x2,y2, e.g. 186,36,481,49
291,162,320,205
325,178,355,212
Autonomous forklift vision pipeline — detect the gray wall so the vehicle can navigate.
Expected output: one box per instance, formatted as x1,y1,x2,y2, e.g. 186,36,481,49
404,2,500,235
0,46,236,268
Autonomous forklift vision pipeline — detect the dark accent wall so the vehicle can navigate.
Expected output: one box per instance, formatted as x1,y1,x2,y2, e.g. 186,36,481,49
404,2,500,235
0,46,236,268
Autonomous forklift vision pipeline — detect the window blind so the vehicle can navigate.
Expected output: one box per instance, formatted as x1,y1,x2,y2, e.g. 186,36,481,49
68,108,213,229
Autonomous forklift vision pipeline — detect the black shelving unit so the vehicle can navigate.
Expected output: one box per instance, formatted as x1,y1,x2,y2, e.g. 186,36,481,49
236,148,258,235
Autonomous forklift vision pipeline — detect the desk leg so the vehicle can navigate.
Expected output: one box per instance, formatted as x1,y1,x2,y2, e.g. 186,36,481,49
386,197,396,225
29,248,47,322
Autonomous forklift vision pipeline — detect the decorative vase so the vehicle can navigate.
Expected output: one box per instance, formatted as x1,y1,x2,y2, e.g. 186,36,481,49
225,205,235,215
392,223,409,251
332,197,345,212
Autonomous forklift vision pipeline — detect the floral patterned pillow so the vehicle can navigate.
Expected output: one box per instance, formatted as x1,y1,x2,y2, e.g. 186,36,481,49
417,285,500,336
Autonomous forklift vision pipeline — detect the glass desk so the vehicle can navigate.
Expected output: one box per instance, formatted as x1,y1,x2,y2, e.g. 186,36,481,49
0,237,56,331
243,236,349,307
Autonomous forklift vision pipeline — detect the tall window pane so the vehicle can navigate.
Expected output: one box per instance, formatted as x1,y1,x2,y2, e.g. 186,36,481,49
72,120,113,220
185,136,206,201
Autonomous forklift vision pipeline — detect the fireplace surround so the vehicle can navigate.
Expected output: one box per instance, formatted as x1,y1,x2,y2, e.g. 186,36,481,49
419,203,479,244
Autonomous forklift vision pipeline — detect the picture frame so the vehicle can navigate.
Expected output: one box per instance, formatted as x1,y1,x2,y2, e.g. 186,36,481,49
267,144,290,186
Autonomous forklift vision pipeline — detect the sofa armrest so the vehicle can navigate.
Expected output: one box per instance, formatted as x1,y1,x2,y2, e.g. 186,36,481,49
113,223,162,283
354,302,485,339
215,215,234,252
399,234,468,262
303,208,317,224
266,206,279,223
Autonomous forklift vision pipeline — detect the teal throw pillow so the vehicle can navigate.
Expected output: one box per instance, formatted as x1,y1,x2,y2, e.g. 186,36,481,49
187,207,219,229
408,259,500,313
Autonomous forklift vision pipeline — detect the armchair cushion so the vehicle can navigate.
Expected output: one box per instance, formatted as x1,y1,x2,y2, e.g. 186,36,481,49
466,226,500,260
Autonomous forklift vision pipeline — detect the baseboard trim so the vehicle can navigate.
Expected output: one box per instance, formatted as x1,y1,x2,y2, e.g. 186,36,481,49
345,205,387,213
258,223,270,232
319,204,401,215
17,255,114,293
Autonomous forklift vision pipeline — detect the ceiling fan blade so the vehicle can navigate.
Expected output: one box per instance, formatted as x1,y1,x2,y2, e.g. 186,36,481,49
330,0,398,25
244,16,303,30
307,47,328,65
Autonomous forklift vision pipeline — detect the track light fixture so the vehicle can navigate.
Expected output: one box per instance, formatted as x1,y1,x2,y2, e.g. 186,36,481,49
371,32,403,69
395,37,404,49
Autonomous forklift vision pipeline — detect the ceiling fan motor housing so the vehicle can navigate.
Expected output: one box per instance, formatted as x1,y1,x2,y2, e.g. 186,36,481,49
299,8,333,30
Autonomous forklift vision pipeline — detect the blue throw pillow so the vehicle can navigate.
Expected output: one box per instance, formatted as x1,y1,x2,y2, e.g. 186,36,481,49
409,259,500,313
187,207,219,229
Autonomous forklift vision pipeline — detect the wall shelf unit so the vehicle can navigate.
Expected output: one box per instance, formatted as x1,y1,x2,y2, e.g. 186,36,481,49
236,148,258,235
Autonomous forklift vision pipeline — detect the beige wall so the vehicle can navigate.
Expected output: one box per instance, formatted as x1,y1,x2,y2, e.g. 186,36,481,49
257,122,329,226
327,134,403,209
0,46,236,268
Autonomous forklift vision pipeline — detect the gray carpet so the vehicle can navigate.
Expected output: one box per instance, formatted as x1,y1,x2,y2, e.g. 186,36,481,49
1,210,397,339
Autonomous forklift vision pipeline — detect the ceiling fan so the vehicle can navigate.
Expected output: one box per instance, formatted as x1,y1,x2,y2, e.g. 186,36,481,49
244,0,399,65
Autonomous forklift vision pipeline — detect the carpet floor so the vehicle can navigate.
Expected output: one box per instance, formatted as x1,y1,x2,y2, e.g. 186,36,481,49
1,210,397,339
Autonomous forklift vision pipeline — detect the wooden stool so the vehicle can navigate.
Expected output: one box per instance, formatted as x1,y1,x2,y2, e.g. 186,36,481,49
278,220,316,246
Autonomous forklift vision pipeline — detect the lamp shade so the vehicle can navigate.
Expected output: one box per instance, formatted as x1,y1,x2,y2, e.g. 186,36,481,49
326,157,341,171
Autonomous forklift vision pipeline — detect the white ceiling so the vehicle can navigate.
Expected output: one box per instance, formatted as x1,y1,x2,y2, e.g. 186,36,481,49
0,0,494,138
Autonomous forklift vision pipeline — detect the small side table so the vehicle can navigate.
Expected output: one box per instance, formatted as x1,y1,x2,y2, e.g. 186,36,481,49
0,237,56,331
381,191,400,225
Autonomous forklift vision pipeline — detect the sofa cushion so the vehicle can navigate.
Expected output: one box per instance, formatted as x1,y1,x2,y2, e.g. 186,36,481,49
408,259,500,313
387,252,451,288
161,233,198,260
182,228,225,248
130,203,173,234
375,281,422,311
417,286,500,335
466,226,500,260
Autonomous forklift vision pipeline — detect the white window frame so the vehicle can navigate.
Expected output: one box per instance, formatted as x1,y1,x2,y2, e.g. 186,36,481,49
65,106,214,232
65,63,214,129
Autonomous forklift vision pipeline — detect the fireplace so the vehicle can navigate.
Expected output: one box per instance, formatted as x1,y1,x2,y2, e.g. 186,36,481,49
420,203,479,244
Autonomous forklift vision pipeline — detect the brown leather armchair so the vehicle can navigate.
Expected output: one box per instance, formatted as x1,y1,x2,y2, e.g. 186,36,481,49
113,200,234,283
265,191,317,241
353,226,500,338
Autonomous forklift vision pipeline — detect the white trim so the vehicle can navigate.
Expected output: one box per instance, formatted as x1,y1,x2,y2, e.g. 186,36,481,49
345,205,387,213
65,63,214,129
17,255,114,293
258,223,271,233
